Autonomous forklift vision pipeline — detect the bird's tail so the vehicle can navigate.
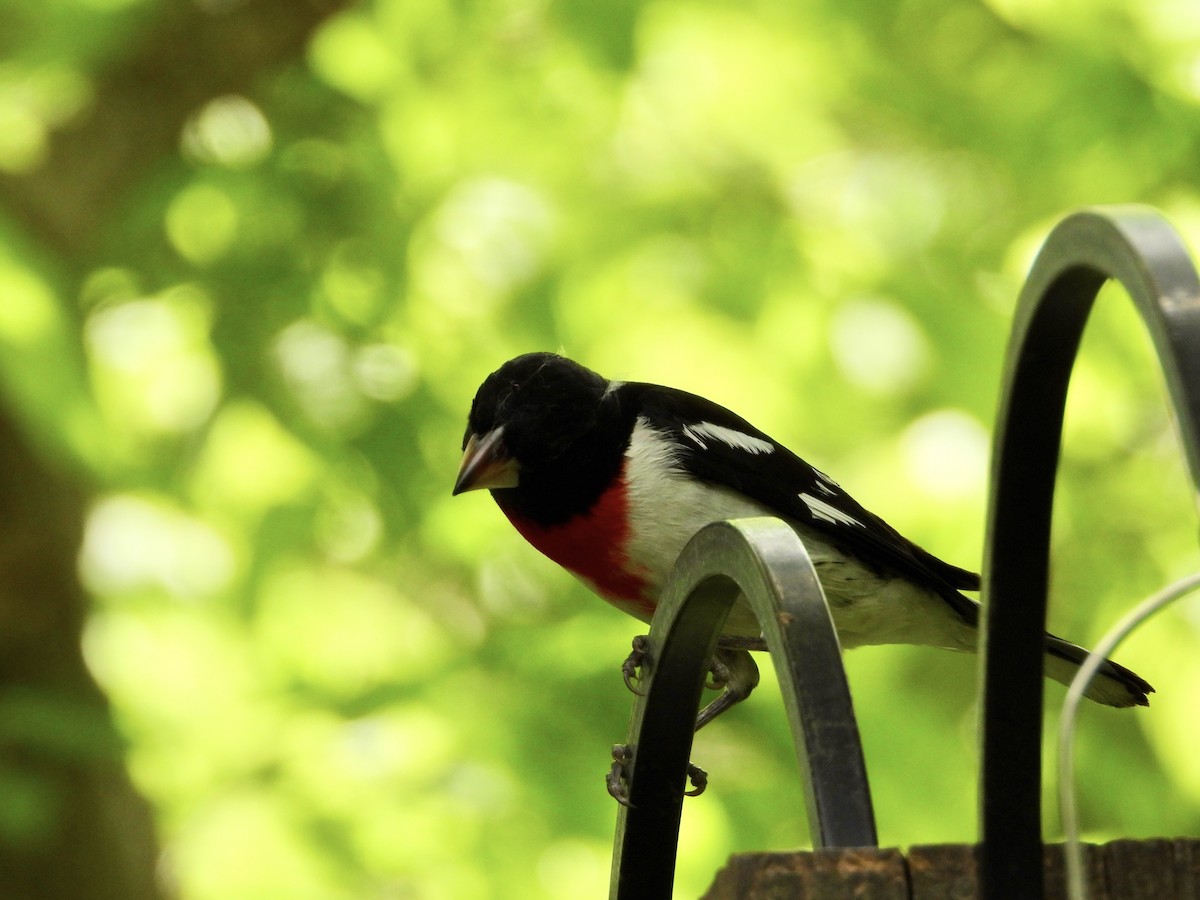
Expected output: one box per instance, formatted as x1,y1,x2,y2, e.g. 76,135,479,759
1042,634,1153,708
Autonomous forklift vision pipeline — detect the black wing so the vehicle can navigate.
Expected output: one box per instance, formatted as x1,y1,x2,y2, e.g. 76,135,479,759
632,383,981,623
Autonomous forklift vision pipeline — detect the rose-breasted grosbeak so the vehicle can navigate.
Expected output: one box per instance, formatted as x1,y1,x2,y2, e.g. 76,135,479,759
453,352,1152,729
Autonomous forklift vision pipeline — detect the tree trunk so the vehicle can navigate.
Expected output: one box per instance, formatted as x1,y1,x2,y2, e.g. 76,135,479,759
0,0,353,894
0,408,162,899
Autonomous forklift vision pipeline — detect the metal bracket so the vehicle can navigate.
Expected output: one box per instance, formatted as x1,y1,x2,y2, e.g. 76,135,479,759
604,205,1200,900
608,517,876,900
980,206,1200,898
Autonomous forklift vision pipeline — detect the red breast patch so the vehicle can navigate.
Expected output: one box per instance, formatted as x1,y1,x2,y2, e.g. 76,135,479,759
499,464,654,617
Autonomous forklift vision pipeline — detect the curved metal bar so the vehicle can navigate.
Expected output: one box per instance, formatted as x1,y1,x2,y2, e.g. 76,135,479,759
979,206,1200,898
609,517,875,900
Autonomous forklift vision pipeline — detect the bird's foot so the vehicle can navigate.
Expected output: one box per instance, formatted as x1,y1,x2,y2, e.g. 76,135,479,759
705,657,728,691
684,761,708,796
607,744,634,807
606,743,708,806
695,648,760,731
621,635,650,695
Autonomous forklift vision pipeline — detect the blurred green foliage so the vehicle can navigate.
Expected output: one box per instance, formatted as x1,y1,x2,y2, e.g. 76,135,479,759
2,0,1200,896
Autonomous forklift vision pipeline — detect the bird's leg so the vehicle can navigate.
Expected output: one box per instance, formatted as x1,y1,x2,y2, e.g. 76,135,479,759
612,637,709,802
607,744,634,806
611,637,649,805
606,743,709,805
609,641,760,803
695,647,760,731
623,634,764,695
621,635,650,695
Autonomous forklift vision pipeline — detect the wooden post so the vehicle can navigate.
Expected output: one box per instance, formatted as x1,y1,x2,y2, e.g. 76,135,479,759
702,840,1200,899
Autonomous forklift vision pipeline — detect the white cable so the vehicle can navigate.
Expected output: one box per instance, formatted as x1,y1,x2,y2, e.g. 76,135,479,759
1058,571,1200,900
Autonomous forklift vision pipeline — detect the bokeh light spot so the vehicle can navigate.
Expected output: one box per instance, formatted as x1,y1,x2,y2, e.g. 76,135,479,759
165,184,238,264
900,409,990,500
309,12,401,103
0,102,45,173
84,291,221,435
413,177,555,315
0,264,58,343
190,400,321,520
274,319,369,431
80,494,236,598
182,95,273,169
351,343,418,402
829,297,931,395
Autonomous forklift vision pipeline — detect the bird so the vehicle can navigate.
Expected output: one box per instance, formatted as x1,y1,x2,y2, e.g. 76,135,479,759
452,352,1153,740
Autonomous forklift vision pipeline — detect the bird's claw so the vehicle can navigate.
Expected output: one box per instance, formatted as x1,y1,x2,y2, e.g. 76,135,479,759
705,655,729,691
684,762,708,796
607,743,634,807
606,743,708,804
621,635,650,695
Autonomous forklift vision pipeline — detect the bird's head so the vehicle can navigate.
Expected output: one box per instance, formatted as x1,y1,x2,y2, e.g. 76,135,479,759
453,352,614,497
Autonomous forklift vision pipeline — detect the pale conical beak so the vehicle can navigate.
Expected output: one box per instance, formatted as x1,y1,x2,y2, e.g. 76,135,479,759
453,427,520,494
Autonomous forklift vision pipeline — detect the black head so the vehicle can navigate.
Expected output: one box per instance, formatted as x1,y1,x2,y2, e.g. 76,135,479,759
454,352,631,523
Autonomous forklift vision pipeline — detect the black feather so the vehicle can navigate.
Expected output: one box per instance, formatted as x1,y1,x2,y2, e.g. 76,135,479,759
629,382,982,624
